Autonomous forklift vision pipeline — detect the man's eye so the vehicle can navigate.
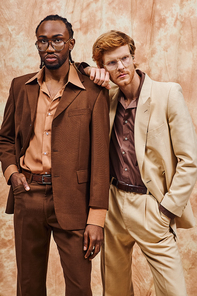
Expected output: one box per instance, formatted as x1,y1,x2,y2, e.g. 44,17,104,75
107,61,117,66
53,39,62,43
40,39,47,44
121,56,129,61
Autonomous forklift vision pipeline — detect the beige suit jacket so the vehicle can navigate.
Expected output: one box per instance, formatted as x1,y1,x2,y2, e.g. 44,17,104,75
109,73,197,229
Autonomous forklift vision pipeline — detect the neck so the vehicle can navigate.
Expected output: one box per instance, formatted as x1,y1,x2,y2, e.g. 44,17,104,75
119,71,140,102
44,61,70,84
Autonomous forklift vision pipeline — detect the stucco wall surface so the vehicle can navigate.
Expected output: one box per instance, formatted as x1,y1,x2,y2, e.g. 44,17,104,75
0,0,197,295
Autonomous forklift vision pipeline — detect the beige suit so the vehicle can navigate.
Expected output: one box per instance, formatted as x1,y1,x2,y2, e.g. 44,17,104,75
102,73,197,296
109,73,197,229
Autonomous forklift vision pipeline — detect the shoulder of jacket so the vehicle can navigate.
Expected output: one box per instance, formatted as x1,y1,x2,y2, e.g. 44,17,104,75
12,72,38,85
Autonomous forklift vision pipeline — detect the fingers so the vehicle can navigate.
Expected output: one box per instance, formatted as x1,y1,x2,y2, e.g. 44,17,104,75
85,240,101,260
90,68,111,89
83,229,88,253
21,175,30,191
83,225,104,260
88,243,101,260
10,172,30,191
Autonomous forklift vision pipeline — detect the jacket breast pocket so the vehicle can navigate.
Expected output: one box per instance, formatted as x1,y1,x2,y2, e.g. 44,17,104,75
68,108,91,117
147,123,165,140
146,123,168,162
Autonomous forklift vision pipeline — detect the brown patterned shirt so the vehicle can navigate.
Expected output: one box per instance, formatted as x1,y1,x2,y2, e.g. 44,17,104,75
110,70,146,187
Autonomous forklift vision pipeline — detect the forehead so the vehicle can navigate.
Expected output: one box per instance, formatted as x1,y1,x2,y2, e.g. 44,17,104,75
36,20,69,38
103,44,130,62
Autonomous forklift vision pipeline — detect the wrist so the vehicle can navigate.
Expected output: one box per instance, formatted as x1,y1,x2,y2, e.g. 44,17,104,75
159,204,176,220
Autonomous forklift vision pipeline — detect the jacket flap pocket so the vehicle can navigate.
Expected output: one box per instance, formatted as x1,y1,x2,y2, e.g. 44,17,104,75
77,170,89,183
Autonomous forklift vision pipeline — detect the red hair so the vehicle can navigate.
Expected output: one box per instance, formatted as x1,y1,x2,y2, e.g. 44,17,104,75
92,30,136,68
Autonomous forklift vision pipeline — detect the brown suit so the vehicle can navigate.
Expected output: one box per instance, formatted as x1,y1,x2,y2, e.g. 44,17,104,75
0,66,109,229
0,64,109,296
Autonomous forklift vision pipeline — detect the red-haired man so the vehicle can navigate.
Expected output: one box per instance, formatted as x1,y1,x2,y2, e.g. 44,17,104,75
84,30,197,296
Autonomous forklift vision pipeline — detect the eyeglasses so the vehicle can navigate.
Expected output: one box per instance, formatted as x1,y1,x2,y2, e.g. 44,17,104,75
35,38,72,52
103,54,133,71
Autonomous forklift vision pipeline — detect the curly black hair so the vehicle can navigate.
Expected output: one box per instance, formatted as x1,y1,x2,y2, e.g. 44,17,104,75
35,14,74,38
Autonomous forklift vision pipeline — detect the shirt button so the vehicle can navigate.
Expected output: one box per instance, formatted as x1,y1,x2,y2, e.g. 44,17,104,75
125,137,128,141
122,151,125,155
125,168,128,171
48,112,51,116
43,152,47,155
46,132,49,136
125,120,128,124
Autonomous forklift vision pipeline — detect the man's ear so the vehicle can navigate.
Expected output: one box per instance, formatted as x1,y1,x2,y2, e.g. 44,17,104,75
69,38,75,51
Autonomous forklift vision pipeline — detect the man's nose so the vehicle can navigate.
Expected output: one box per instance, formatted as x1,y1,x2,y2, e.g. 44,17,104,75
117,59,124,69
46,41,55,52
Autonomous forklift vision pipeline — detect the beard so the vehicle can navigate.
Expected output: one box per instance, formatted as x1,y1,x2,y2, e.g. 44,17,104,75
40,52,69,70
44,63,61,70
43,58,63,70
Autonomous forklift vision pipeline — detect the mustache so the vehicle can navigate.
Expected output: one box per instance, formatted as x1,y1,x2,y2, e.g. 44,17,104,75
117,70,127,76
40,54,59,69
44,53,58,58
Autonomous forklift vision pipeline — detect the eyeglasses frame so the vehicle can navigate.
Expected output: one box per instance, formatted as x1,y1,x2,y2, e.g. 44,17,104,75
35,37,72,52
103,54,134,71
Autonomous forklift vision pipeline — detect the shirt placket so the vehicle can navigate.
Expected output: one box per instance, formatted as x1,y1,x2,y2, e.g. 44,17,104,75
121,108,132,181
42,98,60,174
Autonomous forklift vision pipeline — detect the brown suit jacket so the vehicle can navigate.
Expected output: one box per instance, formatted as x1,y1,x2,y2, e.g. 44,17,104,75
0,65,109,230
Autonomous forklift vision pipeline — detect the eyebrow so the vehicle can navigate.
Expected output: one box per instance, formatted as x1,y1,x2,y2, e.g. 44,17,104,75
106,54,130,62
38,34,64,38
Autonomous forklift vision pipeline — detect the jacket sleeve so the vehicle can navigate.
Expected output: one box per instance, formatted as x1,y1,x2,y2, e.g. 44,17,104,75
89,87,110,210
161,83,197,217
0,79,18,175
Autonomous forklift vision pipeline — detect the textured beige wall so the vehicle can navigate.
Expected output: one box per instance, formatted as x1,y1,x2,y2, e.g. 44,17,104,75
0,0,197,295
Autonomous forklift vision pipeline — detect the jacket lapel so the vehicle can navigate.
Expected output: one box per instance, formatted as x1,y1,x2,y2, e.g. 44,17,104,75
54,69,85,119
26,82,40,122
134,74,152,174
109,87,120,138
21,83,39,155
54,86,82,120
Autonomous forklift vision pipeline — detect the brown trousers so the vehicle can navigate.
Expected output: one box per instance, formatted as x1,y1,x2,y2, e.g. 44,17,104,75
13,181,92,296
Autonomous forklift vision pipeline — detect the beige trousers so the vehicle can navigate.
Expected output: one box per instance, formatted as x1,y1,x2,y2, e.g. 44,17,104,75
101,184,187,296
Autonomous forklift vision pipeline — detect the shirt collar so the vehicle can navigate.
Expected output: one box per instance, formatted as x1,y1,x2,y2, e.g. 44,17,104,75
25,63,85,90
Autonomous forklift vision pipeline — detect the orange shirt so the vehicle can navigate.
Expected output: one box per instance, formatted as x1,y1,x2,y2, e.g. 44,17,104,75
20,64,86,174
4,64,106,227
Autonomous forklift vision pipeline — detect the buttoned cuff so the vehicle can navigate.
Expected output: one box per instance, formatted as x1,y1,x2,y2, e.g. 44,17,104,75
87,208,107,228
4,164,19,184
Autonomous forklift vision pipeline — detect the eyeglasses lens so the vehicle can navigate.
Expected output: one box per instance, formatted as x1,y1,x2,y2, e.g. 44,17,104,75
36,40,65,52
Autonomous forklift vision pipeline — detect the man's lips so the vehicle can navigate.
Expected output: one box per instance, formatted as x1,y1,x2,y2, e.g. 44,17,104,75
44,55,58,63
117,72,127,79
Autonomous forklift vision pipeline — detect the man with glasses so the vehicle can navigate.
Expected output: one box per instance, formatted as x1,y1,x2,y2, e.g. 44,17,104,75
0,15,109,296
84,30,197,295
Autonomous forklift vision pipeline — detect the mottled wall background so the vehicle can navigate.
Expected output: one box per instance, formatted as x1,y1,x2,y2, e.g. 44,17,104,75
0,0,197,295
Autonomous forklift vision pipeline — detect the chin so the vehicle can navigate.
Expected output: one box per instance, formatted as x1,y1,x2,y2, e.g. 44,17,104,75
116,79,130,87
45,63,60,70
